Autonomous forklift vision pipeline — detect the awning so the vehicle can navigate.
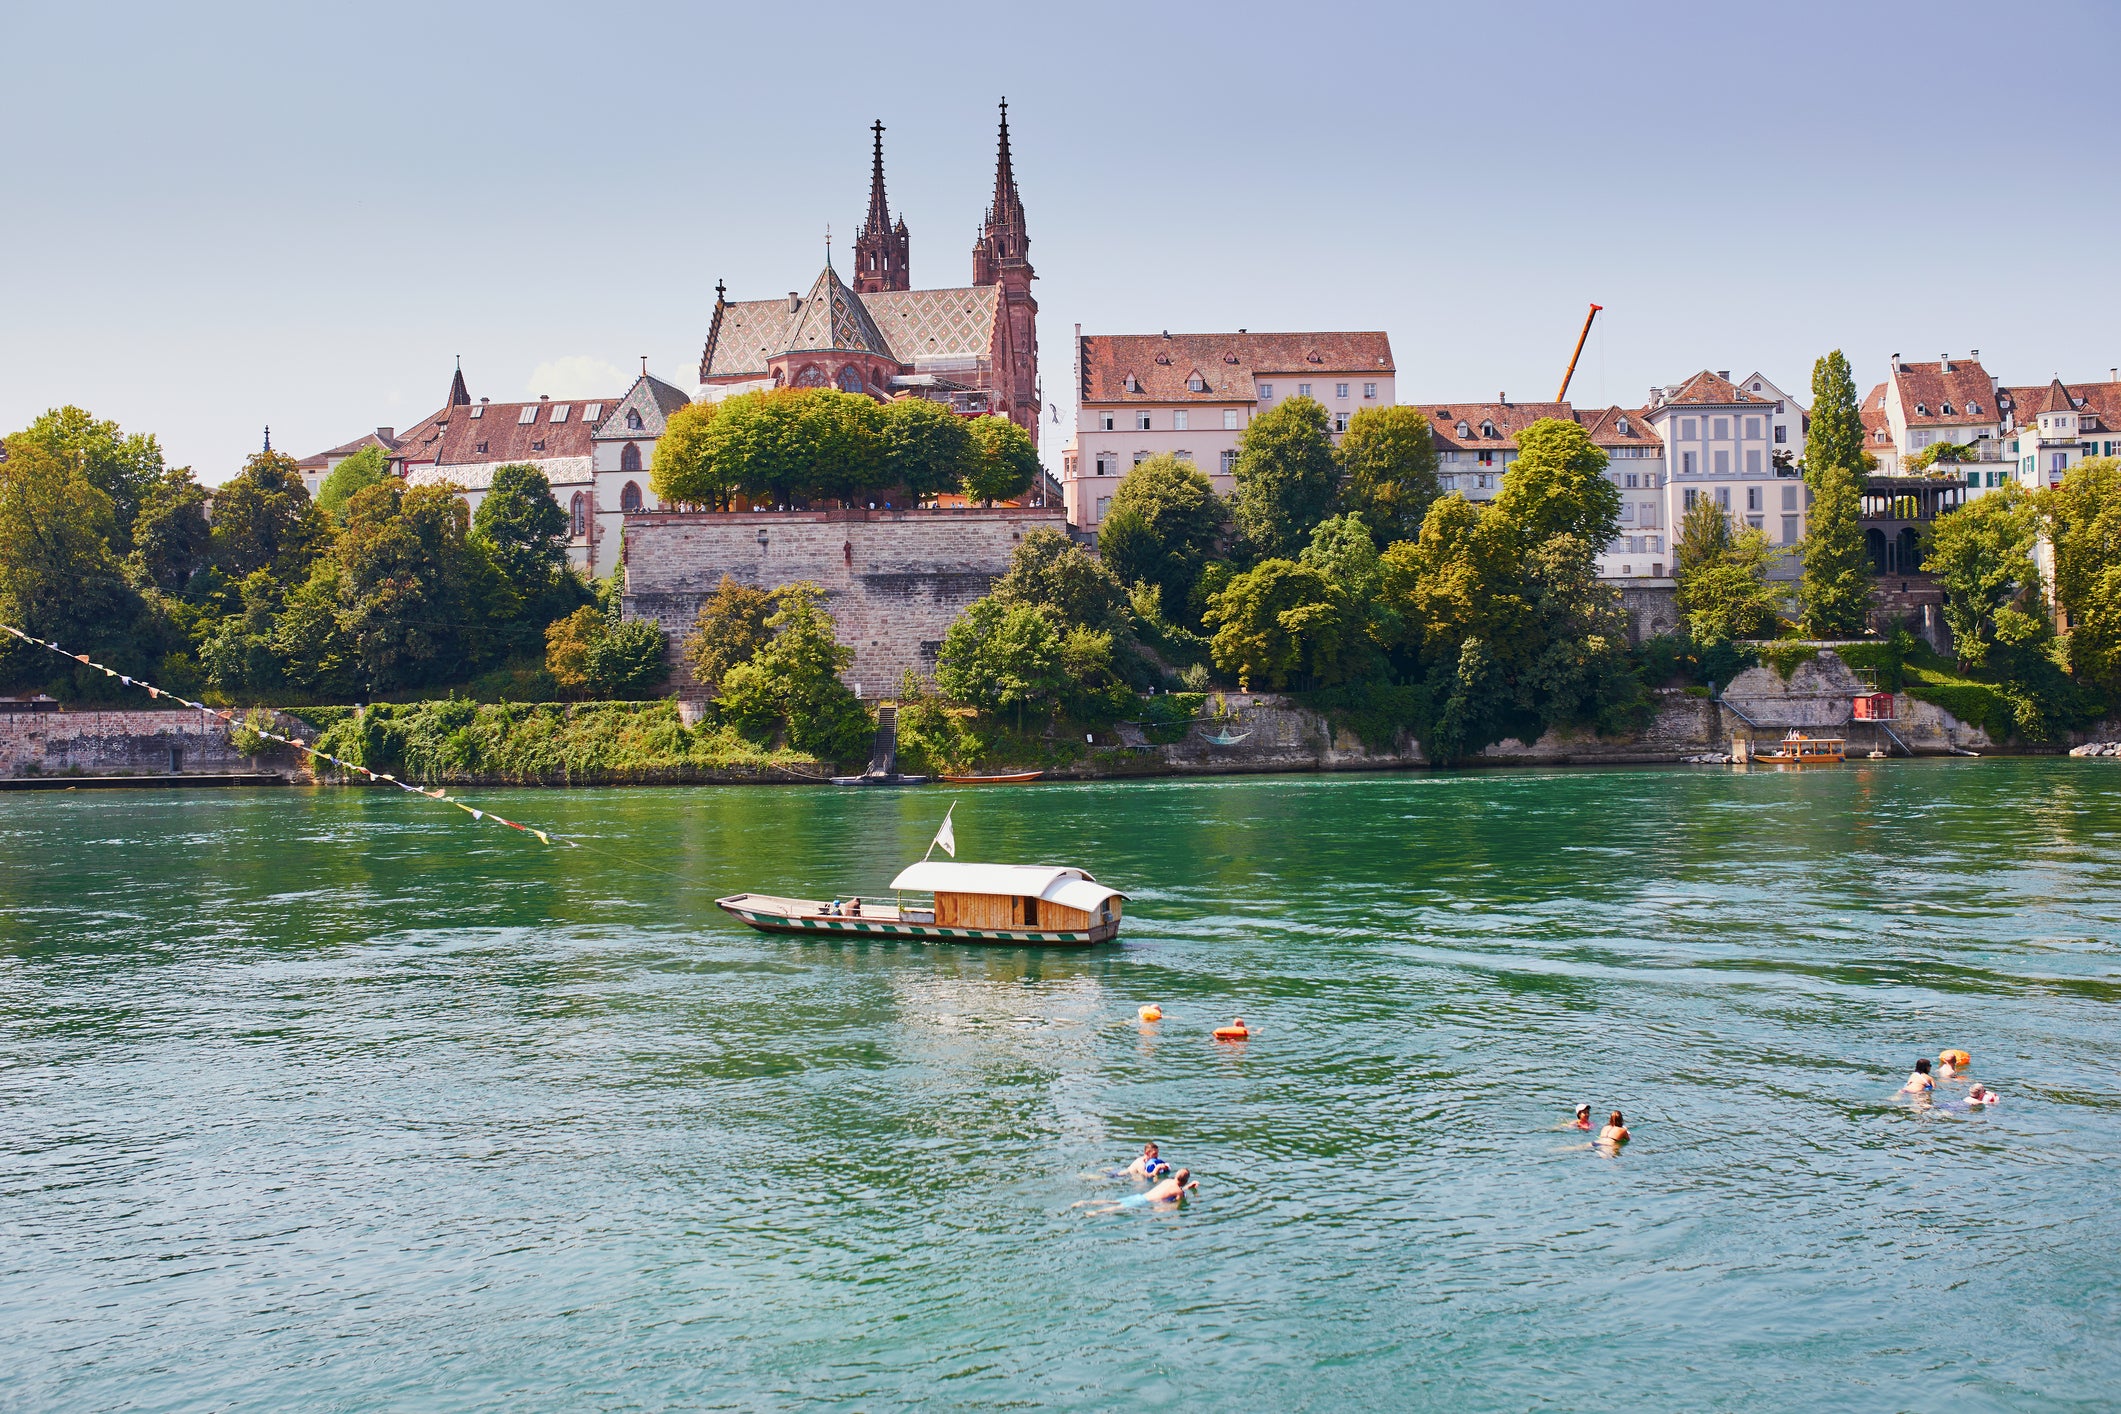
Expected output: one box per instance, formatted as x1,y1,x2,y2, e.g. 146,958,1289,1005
888,861,1127,909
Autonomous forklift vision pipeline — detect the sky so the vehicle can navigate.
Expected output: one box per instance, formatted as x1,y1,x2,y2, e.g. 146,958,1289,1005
4,0,2119,483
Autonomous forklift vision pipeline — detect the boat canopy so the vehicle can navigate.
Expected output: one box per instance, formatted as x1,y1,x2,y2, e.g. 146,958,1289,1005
888,861,1127,914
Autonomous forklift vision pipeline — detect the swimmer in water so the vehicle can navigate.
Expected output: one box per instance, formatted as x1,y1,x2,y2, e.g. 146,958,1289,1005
1123,1142,1171,1180
1938,1054,1960,1080
1966,1085,1999,1106
1572,1103,1592,1131
1901,1057,1935,1096
1075,1168,1196,1213
1597,1111,1630,1148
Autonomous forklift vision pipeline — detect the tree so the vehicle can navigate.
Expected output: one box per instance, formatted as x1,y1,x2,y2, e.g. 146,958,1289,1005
323,480,509,691
584,619,668,698
715,583,870,758
1910,441,1979,471
544,606,603,696
1202,558,1344,691
963,415,1040,505
316,445,391,522
1927,485,2045,668
880,396,976,503
1800,462,1873,636
681,575,775,690
934,595,1068,724
1093,453,1225,621
991,527,1132,635
1673,493,1734,578
2045,457,2121,691
650,401,730,509
8,406,167,550
0,435,153,687
470,463,568,598
1804,350,1874,479
793,390,885,503
698,390,810,508
1337,404,1440,547
1678,529,1782,643
131,468,213,593
1229,395,1338,559
210,450,326,583
1492,418,1620,548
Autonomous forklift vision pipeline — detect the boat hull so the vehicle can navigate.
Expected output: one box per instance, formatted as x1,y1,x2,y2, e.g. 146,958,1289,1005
938,771,1044,784
716,893,1119,946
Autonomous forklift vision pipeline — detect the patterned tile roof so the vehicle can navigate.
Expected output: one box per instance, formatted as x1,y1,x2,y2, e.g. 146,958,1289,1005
595,374,695,440
1417,400,1572,452
1079,331,1393,403
784,263,893,357
861,286,1000,368
1889,359,1997,425
700,278,1001,379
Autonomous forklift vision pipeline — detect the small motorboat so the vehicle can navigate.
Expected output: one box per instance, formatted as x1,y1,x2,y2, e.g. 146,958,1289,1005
718,860,1126,946
938,770,1044,784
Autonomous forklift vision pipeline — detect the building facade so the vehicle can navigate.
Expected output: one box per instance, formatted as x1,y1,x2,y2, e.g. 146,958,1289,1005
1643,370,1807,568
1064,329,1395,530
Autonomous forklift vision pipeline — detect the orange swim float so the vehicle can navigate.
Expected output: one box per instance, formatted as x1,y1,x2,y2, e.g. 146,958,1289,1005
1213,1018,1249,1041
1139,1004,1162,1022
1938,1048,1971,1069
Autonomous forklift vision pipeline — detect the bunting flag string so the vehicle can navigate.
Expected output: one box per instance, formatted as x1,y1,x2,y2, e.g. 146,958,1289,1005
3,623,568,847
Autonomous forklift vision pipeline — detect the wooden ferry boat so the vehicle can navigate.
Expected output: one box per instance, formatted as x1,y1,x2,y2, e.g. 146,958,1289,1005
1755,730,1846,765
938,770,1044,784
716,861,1126,946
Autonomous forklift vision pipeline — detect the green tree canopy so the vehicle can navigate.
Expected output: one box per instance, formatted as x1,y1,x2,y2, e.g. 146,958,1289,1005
210,450,326,583
2045,457,2121,691
650,400,731,509
880,396,976,503
1336,404,1440,547
0,435,154,686
1804,349,1873,480
1094,453,1226,622
1800,462,1873,636
8,406,167,551
991,527,1132,635
1230,395,1338,559
131,467,213,594
715,583,870,758
934,595,1069,723
963,415,1040,505
316,445,392,522
471,463,568,596
1928,484,2045,668
1202,558,1343,692
1492,418,1620,548
681,575,776,690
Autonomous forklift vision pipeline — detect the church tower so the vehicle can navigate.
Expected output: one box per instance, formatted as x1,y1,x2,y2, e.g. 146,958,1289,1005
972,100,1039,446
853,120,910,294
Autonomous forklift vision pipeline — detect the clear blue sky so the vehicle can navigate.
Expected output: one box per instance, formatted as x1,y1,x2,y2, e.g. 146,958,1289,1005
5,0,2117,482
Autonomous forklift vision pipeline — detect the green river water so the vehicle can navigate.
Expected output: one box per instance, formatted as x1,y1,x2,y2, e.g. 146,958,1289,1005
5,760,2120,1410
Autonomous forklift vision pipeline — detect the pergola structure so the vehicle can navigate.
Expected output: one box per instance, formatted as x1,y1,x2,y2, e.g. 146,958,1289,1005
1860,475,1966,577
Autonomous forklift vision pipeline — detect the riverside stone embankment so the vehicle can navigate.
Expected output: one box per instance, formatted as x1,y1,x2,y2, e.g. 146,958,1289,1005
0,708,303,780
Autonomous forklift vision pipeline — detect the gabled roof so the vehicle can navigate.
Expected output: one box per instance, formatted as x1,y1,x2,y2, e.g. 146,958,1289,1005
595,373,695,440
1654,370,1769,407
1734,371,1806,411
1889,359,1997,425
1573,405,1664,449
1418,399,1572,452
700,281,1002,379
784,262,893,357
2001,378,2117,433
296,428,399,472
1079,331,1393,403
1861,382,1896,450
388,404,458,467
424,397,611,469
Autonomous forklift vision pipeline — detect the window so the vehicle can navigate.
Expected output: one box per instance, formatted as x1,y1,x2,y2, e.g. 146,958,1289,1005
470,403,485,419
1223,410,1240,430
1333,412,1349,433
1744,417,1760,439
530,439,545,451
626,408,644,430
1363,382,1377,399
837,366,865,393
1133,451,1149,467
1094,455,1114,476
518,405,540,424
1715,450,1730,475
582,403,602,422
1746,450,1762,475
1682,451,1698,475
1619,503,1636,525
1476,474,1491,490
550,404,571,423
1100,413,1115,431
1187,373,1206,392
621,442,642,473
1137,412,1153,431
1624,473,1639,489
1478,450,1494,466
1746,515,1764,531
1439,474,1457,490
1680,418,1697,439
475,441,489,454
1941,402,1954,415
1715,487,1731,509
1479,420,1498,438
1712,417,1729,439
1095,496,1112,523
1258,383,1273,400
1175,449,1193,463
1774,424,1788,444
1746,487,1761,512
1297,383,1312,398
1782,515,1799,544
1335,383,1349,399
569,493,586,538
620,481,643,513
1221,449,1238,475
1172,411,1189,430
1684,488,1699,510
1456,420,1471,438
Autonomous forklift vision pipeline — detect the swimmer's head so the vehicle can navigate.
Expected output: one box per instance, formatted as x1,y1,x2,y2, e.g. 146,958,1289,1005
1143,1143,1159,1156
1172,1168,1190,1188
1609,1111,1624,1126
1575,1104,1590,1117
1915,1058,1932,1074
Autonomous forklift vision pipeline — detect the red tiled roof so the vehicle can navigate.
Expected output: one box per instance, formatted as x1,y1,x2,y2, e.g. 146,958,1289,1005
428,397,611,467
2002,378,2120,433
1655,370,1774,407
1861,382,1896,450
1890,359,1997,425
388,405,457,468
1573,404,1664,450
1079,331,1393,403
296,429,399,472
1417,400,1572,452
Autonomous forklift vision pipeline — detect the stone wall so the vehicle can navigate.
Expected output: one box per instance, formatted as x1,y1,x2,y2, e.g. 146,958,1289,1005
0,709,303,778
1616,584,1680,644
621,506,1066,693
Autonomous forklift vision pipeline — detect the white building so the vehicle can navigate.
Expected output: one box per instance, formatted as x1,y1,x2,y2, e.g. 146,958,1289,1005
583,371,691,577
1643,369,1807,570
1878,353,2009,491
2000,375,2121,490
1575,405,1669,580
1064,328,1394,530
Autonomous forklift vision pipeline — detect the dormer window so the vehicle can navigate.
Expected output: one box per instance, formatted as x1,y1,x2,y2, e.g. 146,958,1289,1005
1456,420,1471,438
1187,373,1207,392
1480,420,1499,438
1123,374,1140,393
1914,402,1928,415
626,408,644,430
1942,402,1954,415
1617,416,1630,435
1967,401,1981,414
1223,353,1239,364
1154,353,1171,365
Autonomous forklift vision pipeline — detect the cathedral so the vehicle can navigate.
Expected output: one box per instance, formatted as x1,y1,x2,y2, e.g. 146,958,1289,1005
697,102,1041,448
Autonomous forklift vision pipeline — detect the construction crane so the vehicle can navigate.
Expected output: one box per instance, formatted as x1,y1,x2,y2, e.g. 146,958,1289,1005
1555,302,1603,402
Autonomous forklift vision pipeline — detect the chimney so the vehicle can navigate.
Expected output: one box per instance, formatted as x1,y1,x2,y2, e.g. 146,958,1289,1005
788,291,800,312
377,426,394,441
1892,353,1904,372
1499,391,1508,404
1970,348,1979,360
1717,370,1730,380
1941,354,1953,372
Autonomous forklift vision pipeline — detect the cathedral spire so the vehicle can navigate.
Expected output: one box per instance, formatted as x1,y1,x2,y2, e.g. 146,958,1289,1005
853,118,910,293
974,98,1030,287
447,355,471,408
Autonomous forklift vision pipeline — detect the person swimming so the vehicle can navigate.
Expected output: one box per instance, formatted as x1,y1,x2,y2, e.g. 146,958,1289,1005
1966,1085,1999,1106
1123,1143,1171,1180
1572,1103,1592,1131
1076,1168,1196,1213
1901,1057,1935,1096
1597,1111,1630,1148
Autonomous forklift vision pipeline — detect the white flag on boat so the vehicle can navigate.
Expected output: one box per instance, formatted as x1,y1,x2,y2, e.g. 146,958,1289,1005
932,804,956,859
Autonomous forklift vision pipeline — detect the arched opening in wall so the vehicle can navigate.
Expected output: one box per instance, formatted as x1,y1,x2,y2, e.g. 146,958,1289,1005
1865,527,1887,575
571,493,587,539
836,366,864,394
793,364,827,388
1895,526,1921,576
621,481,643,513
620,442,642,472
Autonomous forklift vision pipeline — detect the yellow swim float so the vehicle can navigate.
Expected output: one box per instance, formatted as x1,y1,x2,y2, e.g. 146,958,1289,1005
1138,1004,1162,1022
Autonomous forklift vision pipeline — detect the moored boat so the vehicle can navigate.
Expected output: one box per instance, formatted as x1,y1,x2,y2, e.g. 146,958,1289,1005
1756,730,1846,765
717,861,1126,945
938,770,1044,784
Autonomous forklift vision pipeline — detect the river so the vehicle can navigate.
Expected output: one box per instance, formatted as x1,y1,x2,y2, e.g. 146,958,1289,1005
5,760,2119,1410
